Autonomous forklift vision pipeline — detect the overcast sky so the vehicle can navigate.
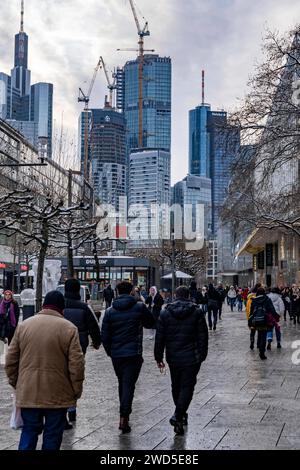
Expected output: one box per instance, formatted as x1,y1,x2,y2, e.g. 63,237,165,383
0,0,299,183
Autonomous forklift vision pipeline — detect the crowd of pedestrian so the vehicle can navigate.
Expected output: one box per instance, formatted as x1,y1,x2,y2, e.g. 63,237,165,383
1,277,300,449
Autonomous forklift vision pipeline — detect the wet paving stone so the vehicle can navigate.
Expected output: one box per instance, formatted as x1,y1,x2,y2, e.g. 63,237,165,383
1,305,300,449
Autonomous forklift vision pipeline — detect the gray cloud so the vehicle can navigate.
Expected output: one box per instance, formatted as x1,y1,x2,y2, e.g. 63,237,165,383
0,0,299,182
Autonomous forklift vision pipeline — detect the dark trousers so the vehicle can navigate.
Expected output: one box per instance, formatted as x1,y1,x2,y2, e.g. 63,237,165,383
19,408,67,450
257,330,267,355
218,303,223,318
112,356,143,418
250,328,258,347
207,306,218,328
169,363,201,422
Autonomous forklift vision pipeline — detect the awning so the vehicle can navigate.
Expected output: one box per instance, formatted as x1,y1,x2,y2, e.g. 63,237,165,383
20,270,34,277
162,270,193,279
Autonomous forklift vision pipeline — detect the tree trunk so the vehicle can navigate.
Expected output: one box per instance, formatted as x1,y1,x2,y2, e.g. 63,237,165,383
93,241,100,281
36,223,48,313
67,232,74,278
35,243,47,313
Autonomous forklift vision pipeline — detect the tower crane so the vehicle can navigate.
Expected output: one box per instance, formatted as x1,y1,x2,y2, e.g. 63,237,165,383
78,57,102,180
99,56,117,108
126,0,152,148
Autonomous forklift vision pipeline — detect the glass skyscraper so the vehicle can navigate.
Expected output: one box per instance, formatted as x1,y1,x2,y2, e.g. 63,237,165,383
79,107,127,209
117,55,171,152
188,104,240,234
0,3,53,158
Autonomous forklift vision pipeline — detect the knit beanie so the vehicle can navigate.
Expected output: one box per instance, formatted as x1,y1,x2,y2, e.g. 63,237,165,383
43,290,65,314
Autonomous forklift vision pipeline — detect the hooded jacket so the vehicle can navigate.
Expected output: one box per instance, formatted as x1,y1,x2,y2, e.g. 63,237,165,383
249,294,279,328
101,294,155,358
154,298,208,366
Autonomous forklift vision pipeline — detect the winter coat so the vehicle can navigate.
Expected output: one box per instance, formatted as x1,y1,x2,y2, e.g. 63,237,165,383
5,309,85,408
154,298,208,366
145,293,164,320
227,288,237,299
103,287,114,303
0,300,20,340
267,293,285,317
246,293,256,320
249,295,279,329
64,293,101,354
101,294,155,358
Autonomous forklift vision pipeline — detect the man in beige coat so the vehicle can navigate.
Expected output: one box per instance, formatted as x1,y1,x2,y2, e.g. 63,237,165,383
5,290,85,450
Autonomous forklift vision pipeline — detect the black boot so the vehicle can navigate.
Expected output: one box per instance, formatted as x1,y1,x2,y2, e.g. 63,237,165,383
267,341,271,351
68,410,77,422
259,352,267,360
119,417,131,434
250,342,254,350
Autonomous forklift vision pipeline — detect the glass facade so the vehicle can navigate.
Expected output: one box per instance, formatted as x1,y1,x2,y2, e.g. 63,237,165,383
0,14,53,157
117,55,171,152
189,104,240,234
79,108,127,209
173,175,212,238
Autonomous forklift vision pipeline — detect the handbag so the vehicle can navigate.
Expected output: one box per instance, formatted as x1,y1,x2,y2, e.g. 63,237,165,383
10,393,23,430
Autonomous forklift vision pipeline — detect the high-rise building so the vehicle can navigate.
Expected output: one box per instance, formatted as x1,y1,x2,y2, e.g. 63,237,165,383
172,174,212,239
79,106,127,209
129,148,170,241
0,1,53,158
30,83,53,158
117,55,171,152
189,103,240,234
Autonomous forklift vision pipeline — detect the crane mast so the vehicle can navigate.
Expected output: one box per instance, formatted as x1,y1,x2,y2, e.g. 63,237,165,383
128,0,150,148
78,57,102,179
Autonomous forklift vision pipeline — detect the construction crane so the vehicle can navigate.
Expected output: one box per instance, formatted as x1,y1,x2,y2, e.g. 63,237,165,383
78,57,102,180
99,56,117,108
122,0,152,148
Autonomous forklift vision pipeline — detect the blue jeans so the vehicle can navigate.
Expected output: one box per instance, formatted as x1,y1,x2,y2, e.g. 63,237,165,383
19,408,67,450
267,326,281,344
229,298,236,311
238,300,243,311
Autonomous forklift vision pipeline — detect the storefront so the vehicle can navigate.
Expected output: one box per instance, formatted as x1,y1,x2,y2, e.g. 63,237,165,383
60,256,158,292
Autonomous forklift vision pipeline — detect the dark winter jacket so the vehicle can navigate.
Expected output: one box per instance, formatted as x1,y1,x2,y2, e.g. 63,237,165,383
103,286,114,303
145,293,164,319
101,294,155,358
0,300,20,341
64,293,101,354
249,294,279,329
154,298,208,366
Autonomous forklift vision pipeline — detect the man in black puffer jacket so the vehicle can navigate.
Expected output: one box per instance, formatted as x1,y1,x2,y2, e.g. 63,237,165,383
101,281,155,434
154,286,208,436
63,278,101,425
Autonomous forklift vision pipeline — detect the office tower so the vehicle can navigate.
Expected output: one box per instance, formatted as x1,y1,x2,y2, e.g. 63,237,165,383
117,55,171,152
173,174,212,239
189,103,240,234
30,83,53,158
0,1,53,157
129,148,170,241
79,106,127,209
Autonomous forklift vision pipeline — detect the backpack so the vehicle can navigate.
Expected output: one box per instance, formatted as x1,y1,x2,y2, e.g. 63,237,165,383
249,302,267,328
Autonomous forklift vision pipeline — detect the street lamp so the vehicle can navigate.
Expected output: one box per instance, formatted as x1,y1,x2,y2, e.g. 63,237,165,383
171,231,175,299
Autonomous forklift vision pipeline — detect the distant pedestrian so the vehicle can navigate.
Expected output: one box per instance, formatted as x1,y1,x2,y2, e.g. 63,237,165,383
145,286,164,339
101,281,155,434
0,290,20,345
154,286,208,436
227,286,237,311
267,287,284,350
5,290,85,450
248,287,279,360
246,283,261,350
216,283,226,319
103,284,115,309
207,284,220,330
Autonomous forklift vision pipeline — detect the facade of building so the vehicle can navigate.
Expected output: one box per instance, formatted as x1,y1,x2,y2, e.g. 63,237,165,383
0,4,53,157
117,55,171,152
79,106,127,209
128,148,170,242
172,174,212,239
